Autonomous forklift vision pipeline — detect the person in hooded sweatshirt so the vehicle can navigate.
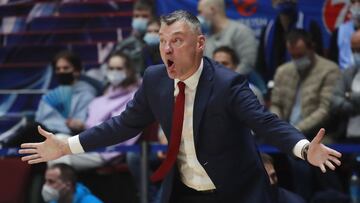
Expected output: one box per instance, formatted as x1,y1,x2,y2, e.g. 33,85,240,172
49,51,141,171
35,50,97,136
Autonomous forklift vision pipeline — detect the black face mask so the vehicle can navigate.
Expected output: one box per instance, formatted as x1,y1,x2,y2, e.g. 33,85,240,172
56,72,75,85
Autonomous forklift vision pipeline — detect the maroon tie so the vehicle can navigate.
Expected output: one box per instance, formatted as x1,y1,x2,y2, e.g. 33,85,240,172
151,81,186,182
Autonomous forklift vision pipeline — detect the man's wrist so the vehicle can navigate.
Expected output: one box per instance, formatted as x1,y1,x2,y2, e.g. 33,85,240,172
301,143,310,161
61,137,72,155
293,139,310,159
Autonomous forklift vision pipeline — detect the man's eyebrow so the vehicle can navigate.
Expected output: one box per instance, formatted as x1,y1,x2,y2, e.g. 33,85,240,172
159,31,185,36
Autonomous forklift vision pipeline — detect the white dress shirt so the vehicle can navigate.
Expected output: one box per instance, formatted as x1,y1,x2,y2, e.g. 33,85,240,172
68,59,309,190
173,59,216,190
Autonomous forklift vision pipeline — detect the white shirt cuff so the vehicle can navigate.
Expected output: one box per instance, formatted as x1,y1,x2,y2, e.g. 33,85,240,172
68,135,85,154
293,139,310,159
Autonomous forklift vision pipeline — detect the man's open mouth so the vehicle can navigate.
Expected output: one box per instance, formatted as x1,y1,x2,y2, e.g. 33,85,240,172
167,59,174,68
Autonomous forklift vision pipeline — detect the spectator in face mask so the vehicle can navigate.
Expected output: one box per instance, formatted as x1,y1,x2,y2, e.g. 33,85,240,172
35,51,97,136
0,50,102,148
42,163,102,203
271,29,340,200
111,0,155,75
271,29,340,139
256,0,323,85
142,18,162,75
331,30,360,141
198,0,257,75
51,51,141,170
329,0,360,69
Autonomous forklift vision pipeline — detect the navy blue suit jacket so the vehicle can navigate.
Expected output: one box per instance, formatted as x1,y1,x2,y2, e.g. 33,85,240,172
79,57,305,202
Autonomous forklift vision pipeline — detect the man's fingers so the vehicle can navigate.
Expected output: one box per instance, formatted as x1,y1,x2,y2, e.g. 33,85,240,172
20,143,40,149
38,125,51,139
328,148,342,158
18,149,37,154
28,158,45,164
312,128,325,144
21,154,40,162
319,164,326,173
325,160,336,170
329,156,341,166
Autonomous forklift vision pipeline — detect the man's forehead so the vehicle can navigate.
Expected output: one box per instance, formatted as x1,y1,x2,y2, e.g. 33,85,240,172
46,168,61,177
287,39,306,49
159,21,189,35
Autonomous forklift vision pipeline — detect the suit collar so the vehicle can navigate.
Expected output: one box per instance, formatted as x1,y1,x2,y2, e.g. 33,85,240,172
193,57,214,146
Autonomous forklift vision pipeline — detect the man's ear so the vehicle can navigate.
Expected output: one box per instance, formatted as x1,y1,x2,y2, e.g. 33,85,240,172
198,35,206,51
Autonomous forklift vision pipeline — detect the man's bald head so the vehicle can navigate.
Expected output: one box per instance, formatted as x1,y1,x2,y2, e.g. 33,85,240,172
351,30,360,51
351,30,360,66
198,0,225,15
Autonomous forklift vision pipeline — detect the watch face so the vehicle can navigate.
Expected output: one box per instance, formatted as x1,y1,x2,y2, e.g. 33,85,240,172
301,144,309,161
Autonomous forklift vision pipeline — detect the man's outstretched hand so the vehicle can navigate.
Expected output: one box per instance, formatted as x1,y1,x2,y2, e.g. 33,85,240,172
18,126,71,164
307,128,342,173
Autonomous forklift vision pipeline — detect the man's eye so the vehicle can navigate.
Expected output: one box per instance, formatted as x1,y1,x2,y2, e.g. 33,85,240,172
173,38,182,46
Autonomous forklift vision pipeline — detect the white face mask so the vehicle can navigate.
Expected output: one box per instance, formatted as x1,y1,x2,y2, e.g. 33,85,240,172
293,55,311,72
41,184,60,202
143,32,160,46
106,70,126,86
353,52,360,67
131,18,148,34
351,5,360,22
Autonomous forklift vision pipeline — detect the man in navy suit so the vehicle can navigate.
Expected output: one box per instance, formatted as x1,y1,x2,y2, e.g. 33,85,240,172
20,10,341,203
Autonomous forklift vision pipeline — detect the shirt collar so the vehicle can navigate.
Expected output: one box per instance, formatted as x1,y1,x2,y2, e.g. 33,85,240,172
174,58,204,91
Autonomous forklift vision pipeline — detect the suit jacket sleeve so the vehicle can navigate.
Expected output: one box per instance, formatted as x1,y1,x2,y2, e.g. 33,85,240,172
78,71,156,151
228,75,305,154
269,65,284,119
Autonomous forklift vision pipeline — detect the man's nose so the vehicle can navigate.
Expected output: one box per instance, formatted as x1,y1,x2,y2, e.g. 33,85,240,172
164,43,173,54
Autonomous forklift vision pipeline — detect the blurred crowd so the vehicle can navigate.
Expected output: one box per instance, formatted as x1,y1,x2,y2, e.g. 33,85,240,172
1,0,360,202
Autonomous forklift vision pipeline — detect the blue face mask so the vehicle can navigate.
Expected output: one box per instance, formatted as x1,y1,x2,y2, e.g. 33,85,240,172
353,52,360,67
144,32,160,46
132,18,148,34
197,15,211,35
275,2,297,16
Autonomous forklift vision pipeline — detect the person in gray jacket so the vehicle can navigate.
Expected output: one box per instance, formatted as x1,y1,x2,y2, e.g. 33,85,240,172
331,30,360,140
198,0,257,74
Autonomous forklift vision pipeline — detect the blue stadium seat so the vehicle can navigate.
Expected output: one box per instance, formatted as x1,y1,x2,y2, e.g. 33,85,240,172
0,1,32,17
2,28,122,45
0,44,104,64
59,1,133,14
28,14,132,31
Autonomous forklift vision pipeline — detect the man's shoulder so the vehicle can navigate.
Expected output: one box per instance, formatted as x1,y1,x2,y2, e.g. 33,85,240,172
276,62,295,75
144,64,166,74
142,64,168,81
205,57,247,85
316,55,340,72
228,19,254,36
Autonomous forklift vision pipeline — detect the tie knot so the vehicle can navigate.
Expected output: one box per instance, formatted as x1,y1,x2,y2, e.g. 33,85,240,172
177,81,185,93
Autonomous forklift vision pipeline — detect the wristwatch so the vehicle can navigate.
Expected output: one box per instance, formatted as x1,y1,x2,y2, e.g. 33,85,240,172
301,143,310,161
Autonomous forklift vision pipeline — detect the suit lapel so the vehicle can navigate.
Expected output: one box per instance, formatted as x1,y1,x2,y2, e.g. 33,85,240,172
193,57,214,146
160,76,174,140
